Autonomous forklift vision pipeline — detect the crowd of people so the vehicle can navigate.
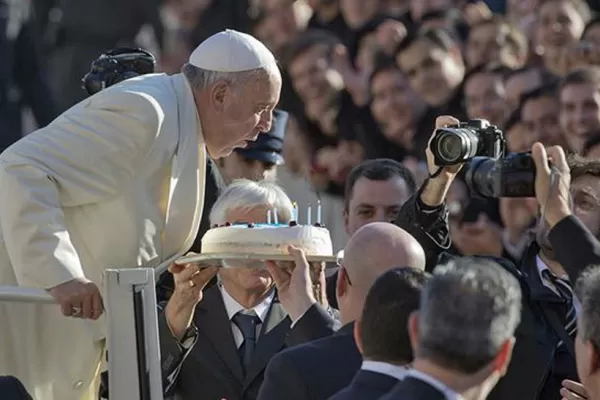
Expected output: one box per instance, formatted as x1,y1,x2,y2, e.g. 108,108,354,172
5,0,600,399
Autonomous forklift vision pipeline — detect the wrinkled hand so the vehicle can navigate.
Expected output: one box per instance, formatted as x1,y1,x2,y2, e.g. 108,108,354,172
165,256,218,339
48,277,104,320
531,143,572,227
265,246,319,322
560,380,589,400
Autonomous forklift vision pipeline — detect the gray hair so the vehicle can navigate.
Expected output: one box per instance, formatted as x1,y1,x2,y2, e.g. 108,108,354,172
182,63,280,92
576,266,600,348
417,257,522,373
209,179,293,225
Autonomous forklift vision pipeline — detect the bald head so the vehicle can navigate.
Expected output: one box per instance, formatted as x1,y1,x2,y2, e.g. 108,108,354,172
343,222,426,291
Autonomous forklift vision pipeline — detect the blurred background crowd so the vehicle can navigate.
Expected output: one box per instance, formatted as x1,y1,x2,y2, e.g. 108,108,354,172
6,0,600,262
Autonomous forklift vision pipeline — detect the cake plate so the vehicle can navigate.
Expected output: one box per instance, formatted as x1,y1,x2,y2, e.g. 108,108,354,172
176,252,339,267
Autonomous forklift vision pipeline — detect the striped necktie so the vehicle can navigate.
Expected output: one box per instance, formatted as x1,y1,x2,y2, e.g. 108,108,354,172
232,312,261,374
542,269,577,346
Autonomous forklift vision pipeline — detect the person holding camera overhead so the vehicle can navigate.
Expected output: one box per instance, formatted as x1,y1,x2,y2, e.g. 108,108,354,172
392,115,600,400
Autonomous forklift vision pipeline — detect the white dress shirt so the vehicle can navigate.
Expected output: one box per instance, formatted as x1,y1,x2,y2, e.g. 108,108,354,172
361,361,409,381
406,370,463,400
536,256,581,315
219,285,275,348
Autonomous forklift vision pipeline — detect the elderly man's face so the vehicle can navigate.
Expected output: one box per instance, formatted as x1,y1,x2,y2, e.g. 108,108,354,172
208,71,281,158
344,176,411,235
219,206,275,294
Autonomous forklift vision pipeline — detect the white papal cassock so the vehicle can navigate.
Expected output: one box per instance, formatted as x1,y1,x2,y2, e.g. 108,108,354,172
0,29,277,400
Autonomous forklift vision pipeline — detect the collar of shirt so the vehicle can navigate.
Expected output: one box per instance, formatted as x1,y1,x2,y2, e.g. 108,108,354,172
406,369,463,400
219,284,274,323
536,256,581,313
361,361,409,381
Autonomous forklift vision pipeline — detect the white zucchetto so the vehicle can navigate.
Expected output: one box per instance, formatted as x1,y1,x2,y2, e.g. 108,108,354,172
188,29,277,72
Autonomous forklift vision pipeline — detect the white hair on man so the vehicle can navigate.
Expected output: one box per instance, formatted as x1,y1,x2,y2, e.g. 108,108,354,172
209,179,293,225
182,29,280,92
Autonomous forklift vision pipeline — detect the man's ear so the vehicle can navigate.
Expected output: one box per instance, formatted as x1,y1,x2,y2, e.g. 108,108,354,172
336,267,348,301
492,337,515,376
210,82,228,112
408,311,420,352
354,318,364,355
343,209,350,235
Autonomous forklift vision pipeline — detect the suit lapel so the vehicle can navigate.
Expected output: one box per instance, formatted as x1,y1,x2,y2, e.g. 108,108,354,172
243,294,291,388
196,286,245,384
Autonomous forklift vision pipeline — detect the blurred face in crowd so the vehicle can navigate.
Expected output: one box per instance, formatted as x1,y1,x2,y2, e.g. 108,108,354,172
505,120,535,152
203,71,281,158
254,0,306,53
538,174,600,259
396,38,464,107
536,0,586,53
219,206,274,296
217,153,277,184
369,67,427,146
466,22,523,69
409,0,452,21
504,69,543,114
464,71,507,127
583,22,600,45
340,0,380,29
344,176,411,235
288,44,343,116
356,32,381,75
521,95,564,146
560,82,600,152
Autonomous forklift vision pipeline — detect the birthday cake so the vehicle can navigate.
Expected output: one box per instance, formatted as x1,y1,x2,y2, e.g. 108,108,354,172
201,222,334,256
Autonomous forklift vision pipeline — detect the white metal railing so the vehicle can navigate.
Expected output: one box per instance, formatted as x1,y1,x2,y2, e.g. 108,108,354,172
0,268,164,400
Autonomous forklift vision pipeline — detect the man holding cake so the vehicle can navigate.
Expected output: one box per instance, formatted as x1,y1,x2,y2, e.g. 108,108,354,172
0,30,281,400
159,179,335,400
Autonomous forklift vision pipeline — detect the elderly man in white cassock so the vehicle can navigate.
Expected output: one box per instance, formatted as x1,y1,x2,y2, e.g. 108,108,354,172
0,29,281,400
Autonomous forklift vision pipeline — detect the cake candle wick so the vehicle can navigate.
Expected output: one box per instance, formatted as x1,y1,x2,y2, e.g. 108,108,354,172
267,209,272,225
307,203,312,225
273,208,279,225
317,200,322,224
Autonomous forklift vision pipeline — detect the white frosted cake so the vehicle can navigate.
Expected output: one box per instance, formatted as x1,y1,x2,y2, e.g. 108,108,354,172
201,223,333,256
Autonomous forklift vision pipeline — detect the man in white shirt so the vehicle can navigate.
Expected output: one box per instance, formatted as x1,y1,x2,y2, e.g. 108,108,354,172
158,179,333,400
330,267,430,400
381,257,522,400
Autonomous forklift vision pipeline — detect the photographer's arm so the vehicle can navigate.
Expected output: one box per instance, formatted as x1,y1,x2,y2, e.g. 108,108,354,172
393,116,462,272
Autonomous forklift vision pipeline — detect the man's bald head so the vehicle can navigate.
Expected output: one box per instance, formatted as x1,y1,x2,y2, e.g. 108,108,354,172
343,222,426,291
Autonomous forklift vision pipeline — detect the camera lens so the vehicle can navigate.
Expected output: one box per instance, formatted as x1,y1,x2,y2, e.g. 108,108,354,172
436,132,464,163
465,157,499,198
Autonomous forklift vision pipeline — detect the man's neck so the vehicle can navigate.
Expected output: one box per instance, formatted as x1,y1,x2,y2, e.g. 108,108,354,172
412,359,485,396
539,251,568,278
222,282,272,309
315,2,339,23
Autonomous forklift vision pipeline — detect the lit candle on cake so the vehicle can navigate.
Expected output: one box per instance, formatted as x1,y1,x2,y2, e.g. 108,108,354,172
317,200,322,224
267,209,272,224
273,208,279,224
307,203,312,225
293,202,298,221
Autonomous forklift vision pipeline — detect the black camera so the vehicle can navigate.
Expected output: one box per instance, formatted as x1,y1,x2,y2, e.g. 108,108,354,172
82,48,156,95
430,119,505,165
466,152,536,198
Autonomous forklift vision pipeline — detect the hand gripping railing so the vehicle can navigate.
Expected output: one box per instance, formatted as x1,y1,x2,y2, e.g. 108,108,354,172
0,268,164,400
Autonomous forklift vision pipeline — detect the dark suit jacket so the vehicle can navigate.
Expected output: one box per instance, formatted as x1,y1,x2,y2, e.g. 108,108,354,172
329,369,399,400
380,376,446,400
257,323,362,400
0,376,32,400
159,285,338,400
